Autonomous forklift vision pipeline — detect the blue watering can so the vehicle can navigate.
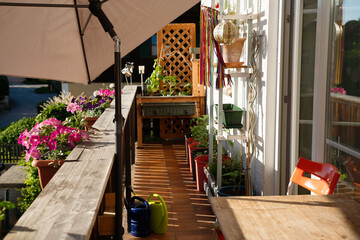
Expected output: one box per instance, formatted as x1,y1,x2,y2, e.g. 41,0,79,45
148,193,168,234
125,195,151,237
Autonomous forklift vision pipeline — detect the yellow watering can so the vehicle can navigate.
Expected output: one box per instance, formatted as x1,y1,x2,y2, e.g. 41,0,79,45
148,193,168,234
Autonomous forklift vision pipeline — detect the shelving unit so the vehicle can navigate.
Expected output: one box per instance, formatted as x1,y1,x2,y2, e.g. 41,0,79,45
203,0,263,197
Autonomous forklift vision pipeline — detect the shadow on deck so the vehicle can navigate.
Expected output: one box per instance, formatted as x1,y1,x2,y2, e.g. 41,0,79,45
123,142,216,240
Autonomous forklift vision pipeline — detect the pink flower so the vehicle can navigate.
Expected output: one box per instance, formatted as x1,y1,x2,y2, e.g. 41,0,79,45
28,127,40,136
66,102,81,114
41,136,49,144
24,150,30,162
69,132,82,142
47,139,57,151
30,135,40,147
43,118,62,127
58,126,71,134
17,129,29,145
18,134,30,149
29,148,42,160
50,130,59,139
96,89,115,97
331,86,346,95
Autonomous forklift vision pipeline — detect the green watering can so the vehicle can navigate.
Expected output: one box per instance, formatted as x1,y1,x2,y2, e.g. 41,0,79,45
148,193,168,234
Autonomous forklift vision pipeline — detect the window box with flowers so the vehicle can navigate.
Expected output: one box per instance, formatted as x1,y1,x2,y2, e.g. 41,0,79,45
65,88,115,131
17,118,89,189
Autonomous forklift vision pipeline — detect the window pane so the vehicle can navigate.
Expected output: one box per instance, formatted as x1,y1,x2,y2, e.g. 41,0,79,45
328,0,360,152
328,147,360,198
299,12,317,159
304,0,317,10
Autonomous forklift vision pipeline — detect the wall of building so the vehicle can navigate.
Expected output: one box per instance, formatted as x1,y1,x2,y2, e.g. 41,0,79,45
203,0,281,195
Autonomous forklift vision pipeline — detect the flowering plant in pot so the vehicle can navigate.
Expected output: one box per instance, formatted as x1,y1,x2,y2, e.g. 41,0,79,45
18,118,89,189
65,88,115,130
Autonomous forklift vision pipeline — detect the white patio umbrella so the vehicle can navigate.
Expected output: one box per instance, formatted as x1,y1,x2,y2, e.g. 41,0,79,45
0,0,199,237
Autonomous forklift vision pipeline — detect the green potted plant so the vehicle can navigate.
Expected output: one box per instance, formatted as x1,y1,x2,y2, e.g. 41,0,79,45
188,115,209,174
215,154,245,196
145,59,191,96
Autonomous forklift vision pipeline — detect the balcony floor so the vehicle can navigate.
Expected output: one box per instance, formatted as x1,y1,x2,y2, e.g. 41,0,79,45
123,142,216,239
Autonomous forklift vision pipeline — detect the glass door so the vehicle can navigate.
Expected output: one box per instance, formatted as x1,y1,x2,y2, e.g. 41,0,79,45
326,0,360,195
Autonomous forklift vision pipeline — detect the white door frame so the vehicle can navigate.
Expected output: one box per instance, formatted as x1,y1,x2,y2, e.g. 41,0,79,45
311,0,332,163
288,0,303,173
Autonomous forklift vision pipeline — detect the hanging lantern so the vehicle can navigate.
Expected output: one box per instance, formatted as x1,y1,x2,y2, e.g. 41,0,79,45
213,21,239,45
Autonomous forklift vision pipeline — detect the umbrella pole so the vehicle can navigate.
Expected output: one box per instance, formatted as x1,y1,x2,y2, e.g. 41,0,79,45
114,36,124,239
88,0,124,238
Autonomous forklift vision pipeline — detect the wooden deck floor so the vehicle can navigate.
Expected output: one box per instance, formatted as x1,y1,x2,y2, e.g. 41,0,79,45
123,142,216,240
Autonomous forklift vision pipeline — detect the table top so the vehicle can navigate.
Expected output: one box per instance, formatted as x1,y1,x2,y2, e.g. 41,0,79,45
210,194,360,240
0,166,26,188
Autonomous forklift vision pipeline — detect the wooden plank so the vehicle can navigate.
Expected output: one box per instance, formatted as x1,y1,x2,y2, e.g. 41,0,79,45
210,194,360,240
98,215,115,236
0,166,26,188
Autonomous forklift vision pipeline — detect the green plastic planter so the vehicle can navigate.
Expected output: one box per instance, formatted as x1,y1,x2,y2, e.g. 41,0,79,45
215,104,244,129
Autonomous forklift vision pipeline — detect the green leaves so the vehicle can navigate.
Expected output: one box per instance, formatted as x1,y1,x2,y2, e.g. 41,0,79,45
190,115,209,147
17,158,41,214
145,58,190,96
0,201,15,221
0,117,36,144
36,102,72,123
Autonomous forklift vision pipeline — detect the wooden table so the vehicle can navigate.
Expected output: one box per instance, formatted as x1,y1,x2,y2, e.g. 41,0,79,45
210,194,360,240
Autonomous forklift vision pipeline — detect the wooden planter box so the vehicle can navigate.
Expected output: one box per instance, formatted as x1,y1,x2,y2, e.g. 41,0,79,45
136,95,205,148
141,102,196,117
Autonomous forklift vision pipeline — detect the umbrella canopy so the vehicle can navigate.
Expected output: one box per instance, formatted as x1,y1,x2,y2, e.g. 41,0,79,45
0,0,199,84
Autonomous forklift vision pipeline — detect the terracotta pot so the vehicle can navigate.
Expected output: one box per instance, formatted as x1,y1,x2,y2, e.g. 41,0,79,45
84,116,99,131
184,135,193,160
187,142,205,173
195,155,209,192
222,38,246,63
32,159,65,189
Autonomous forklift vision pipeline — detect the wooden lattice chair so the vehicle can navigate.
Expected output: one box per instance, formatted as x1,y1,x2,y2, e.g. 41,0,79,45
157,23,196,96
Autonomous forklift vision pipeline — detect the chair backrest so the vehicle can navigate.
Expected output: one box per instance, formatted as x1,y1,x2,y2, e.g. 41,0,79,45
287,157,340,195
